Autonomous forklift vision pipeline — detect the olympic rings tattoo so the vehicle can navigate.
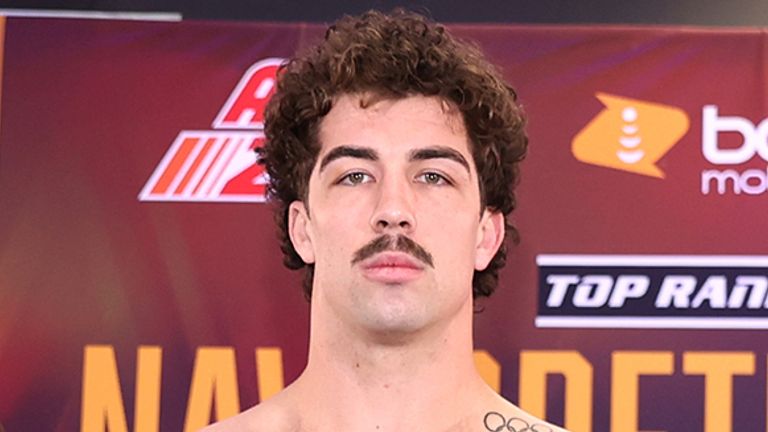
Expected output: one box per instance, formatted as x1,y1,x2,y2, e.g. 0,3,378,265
483,411,554,432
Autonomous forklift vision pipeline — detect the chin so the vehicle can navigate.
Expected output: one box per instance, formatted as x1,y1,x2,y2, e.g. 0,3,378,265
356,304,435,340
343,279,467,339
362,322,427,345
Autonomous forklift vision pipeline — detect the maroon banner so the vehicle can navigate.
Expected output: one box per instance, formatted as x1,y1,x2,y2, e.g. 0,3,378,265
1,16,767,432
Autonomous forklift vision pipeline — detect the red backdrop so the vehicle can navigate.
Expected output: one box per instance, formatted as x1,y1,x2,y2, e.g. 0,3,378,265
1,16,767,432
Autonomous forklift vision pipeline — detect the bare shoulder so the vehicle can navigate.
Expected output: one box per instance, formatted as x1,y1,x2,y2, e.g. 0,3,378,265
198,394,301,432
474,390,569,432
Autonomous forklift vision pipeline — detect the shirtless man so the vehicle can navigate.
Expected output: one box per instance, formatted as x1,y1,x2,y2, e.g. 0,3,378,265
204,9,567,432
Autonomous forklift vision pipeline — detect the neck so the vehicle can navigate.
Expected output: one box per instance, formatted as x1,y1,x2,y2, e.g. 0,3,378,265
293,295,485,431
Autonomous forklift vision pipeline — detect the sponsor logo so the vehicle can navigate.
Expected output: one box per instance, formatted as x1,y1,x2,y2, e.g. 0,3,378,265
572,93,690,178
139,58,284,202
700,106,768,195
573,94,768,196
537,254,768,329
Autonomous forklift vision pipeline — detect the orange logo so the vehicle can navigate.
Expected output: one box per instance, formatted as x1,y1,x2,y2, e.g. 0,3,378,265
572,93,690,178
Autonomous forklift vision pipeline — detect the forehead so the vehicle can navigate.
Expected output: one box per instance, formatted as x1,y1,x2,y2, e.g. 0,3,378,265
316,93,472,160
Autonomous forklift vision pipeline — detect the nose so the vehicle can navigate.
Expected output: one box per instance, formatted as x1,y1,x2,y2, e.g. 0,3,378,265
369,175,416,234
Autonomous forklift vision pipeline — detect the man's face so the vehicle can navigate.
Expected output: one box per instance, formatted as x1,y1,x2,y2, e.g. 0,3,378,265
288,94,503,338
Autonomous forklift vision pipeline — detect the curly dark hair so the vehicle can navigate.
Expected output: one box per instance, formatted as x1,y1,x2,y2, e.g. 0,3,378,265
262,9,528,300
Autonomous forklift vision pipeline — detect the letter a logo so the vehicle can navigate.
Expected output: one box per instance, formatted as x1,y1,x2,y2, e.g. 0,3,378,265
572,93,690,178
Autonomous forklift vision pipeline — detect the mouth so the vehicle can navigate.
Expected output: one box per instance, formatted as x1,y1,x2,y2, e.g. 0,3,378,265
359,252,426,284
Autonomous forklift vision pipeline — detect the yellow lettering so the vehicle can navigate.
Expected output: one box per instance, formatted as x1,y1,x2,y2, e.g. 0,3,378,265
134,347,162,432
519,350,593,432
255,347,285,401
80,345,161,432
611,351,673,432
473,350,501,393
683,351,755,432
81,346,129,432
183,347,241,432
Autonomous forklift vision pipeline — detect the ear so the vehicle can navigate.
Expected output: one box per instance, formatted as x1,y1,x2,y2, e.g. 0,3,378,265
474,210,505,271
288,201,315,264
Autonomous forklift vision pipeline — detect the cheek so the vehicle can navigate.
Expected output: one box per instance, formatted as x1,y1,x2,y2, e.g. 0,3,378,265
417,203,480,262
416,182,481,219
310,203,370,258
417,188,479,225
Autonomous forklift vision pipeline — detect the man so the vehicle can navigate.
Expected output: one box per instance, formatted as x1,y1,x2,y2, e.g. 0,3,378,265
205,9,567,432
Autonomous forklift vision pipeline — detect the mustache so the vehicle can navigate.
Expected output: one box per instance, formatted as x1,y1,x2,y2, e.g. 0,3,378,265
351,234,434,268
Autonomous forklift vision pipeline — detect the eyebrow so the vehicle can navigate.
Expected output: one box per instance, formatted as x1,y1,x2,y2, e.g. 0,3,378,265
409,146,471,174
318,145,379,172
317,144,471,175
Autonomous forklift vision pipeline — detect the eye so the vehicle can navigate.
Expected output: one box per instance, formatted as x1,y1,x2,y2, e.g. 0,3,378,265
416,171,451,186
338,171,373,185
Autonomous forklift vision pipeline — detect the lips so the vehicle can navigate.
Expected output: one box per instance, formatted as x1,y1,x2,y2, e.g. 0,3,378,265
359,252,425,284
